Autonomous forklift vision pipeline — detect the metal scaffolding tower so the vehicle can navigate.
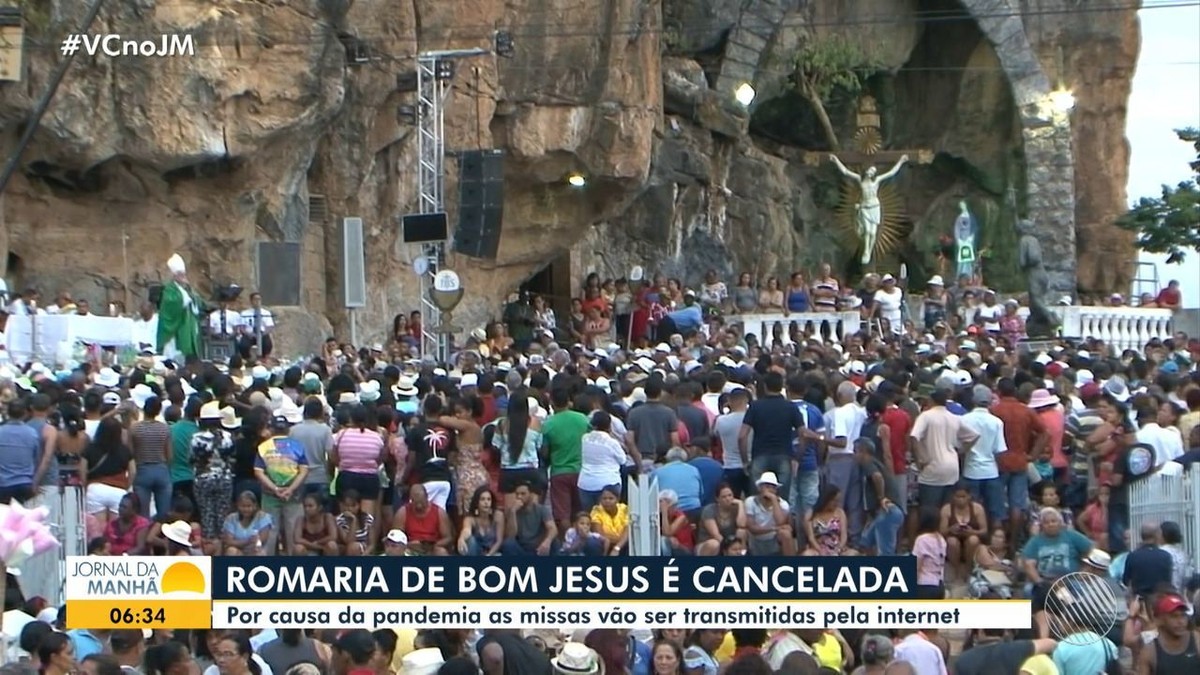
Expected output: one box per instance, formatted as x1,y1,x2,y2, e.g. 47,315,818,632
415,49,486,363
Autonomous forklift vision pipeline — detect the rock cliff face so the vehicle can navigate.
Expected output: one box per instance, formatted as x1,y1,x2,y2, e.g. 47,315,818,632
0,0,1138,354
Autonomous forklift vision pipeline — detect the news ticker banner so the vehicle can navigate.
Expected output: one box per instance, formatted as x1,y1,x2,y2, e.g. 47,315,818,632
65,556,1031,631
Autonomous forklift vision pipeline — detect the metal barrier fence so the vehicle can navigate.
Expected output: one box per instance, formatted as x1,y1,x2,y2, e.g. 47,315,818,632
627,474,660,557
1128,465,1200,566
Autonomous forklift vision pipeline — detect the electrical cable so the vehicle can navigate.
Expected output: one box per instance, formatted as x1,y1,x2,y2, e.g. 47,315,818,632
17,0,1196,51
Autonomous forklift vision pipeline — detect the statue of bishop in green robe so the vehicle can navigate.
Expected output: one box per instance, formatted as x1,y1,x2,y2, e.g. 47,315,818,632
156,253,201,359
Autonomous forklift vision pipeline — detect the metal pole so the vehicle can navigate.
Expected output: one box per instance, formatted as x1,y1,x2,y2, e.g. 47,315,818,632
0,0,108,195
349,308,358,347
413,49,487,364
121,229,130,312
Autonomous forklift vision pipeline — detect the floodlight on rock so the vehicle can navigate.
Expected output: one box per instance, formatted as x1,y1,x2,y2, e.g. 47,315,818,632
734,82,756,107
1049,89,1075,113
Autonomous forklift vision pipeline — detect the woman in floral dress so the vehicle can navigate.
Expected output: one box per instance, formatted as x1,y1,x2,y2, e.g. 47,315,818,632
191,402,235,553
439,397,487,514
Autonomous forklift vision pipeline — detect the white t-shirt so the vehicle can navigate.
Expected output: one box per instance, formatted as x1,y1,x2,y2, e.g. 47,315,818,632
1136,423,1184,467
746,496,791,542
874,288,903,327
578,431,626,491
714,411,747,470
830,403,866,455
977,304,1003,331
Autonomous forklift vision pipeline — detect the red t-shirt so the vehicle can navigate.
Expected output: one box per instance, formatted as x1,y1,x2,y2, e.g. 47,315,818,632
1156,287,1181,307
880,406,913,472
991,397,1048,473
668,508,695,551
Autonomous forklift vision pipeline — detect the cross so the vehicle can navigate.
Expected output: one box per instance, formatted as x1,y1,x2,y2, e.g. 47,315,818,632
801,95,935,169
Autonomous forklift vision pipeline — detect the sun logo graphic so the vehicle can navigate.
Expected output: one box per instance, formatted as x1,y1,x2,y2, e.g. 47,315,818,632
161,561,207,594
68,556,212,599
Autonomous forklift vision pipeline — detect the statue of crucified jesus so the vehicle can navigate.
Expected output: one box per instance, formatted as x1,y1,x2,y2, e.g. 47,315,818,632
829,153,909,265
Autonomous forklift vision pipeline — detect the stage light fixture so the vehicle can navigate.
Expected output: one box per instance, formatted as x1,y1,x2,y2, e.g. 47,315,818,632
494,30,515,58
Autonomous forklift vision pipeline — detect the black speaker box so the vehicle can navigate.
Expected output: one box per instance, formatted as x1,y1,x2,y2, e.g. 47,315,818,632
453,150,505,260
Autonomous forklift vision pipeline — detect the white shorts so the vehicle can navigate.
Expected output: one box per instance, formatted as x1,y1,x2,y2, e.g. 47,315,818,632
422,481,452,510
87,483,127,515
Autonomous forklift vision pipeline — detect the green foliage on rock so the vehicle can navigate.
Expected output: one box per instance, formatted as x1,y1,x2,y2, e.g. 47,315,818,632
789,35,882,150
14,0,51,33
1117,128,1200,263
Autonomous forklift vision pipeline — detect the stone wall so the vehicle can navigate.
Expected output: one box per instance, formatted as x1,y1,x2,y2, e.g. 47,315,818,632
0,0,1139,355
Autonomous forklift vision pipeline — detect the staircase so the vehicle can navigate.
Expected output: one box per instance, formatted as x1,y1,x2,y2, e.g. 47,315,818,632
714,0,795,99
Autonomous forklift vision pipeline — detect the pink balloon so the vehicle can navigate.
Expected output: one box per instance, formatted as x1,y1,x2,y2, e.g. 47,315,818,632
0,507,24,534
29,505,49,522
30,529,59,556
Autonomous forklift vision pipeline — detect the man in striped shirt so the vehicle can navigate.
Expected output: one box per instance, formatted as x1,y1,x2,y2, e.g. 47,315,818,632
1064,382,1105,511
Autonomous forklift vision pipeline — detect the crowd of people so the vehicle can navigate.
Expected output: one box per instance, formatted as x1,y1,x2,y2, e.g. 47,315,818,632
2,267,1199,675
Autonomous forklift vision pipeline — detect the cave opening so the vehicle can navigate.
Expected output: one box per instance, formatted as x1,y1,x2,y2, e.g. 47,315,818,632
24,160,106,193
519,251,572,318
4,252,24,295
163,157,244,184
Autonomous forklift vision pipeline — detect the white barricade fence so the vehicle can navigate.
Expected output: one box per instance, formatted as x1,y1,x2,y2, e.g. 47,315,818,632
1128,464,1200,566
730,311,863,346
627,474,660,557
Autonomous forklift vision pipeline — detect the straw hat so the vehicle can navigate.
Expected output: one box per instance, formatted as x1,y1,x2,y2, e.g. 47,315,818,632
219,406,241,431
552,642,602,675
162,521,192,547
399,647,445,675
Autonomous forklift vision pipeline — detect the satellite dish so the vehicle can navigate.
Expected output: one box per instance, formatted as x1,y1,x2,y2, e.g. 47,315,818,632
413,257,430,276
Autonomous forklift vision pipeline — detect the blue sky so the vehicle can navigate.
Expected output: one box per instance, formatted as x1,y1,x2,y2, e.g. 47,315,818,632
1127,2,1200,307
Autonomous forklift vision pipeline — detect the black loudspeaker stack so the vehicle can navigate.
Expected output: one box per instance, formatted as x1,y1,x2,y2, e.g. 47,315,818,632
453,149,505,260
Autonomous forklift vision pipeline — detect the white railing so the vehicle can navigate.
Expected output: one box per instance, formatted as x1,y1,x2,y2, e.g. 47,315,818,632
729,311,862,346
1052,306,1175,353
727,304,1172,353
1129,465,1200,566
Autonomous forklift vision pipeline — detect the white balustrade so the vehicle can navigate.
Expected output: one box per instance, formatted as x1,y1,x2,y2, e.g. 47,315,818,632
729,311,862,346
727,305,1173,354
1052,305,1175,353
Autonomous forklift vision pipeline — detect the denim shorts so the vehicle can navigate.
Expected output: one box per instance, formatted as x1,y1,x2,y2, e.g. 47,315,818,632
964,477,1006,522
1000,471,1030,513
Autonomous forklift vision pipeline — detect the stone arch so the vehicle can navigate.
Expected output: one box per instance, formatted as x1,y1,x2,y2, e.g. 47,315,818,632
958,0,1078,297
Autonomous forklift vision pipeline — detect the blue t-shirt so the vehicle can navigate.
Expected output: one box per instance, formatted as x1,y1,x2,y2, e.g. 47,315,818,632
742,395,805,458
791,400,826,472
654,462,704,512
689,456,724,505
1021,529,1092,578
253,436,309,507
1053,633,1117,675
629,636,651,675
666,305,703,332
69,630,105,661
947,401,967,416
